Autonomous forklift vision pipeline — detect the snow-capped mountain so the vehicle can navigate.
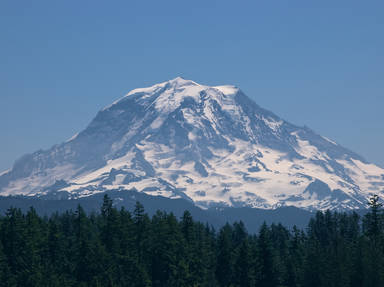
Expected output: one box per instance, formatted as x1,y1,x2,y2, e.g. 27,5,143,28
1,77,383,210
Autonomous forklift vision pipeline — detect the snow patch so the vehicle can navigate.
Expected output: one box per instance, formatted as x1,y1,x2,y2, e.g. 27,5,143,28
0,169,10,177
292,132,330,161
322,136,338,145
263,117,283,132
65,132,79,143
213,85,239,96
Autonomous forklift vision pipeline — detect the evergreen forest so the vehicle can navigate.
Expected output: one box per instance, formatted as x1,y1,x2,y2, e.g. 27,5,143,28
0,194,383,287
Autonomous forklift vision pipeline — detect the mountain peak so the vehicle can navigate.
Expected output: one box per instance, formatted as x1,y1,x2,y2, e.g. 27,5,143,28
1,78,383,210
120,77,201,100
166,77,240,96
167,76,198,86
104,78,240,113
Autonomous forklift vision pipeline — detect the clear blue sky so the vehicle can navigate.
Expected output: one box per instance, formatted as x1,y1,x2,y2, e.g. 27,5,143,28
1,0,383,171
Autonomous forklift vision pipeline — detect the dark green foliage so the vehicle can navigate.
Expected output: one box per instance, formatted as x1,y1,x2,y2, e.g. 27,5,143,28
0,194,383,286
216,223,234,287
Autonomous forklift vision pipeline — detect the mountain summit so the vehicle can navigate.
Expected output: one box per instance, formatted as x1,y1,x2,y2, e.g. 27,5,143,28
1,78,383,210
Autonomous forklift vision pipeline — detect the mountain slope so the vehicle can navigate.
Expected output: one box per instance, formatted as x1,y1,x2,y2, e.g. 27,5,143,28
1,77,383,210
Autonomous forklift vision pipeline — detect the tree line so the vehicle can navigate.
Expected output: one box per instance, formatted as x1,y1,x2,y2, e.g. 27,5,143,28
0,194,383,286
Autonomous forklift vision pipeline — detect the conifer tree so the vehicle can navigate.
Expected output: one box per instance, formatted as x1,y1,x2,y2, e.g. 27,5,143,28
234,239,253,287
256,222,278,287
0,239,13,287
362,194,384,287
133,201,151,281
216,223,234,287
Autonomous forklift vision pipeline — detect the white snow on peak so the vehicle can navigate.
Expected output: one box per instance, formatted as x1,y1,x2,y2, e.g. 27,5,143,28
0,169,10,177
155,80,239,112
126,77,201,99
102,78,241,112
292,132,330,161
167,76,200,87
322,136,338,145
152,80,205,114
65,132,79,143
263,117,283,132
213,85,239,96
